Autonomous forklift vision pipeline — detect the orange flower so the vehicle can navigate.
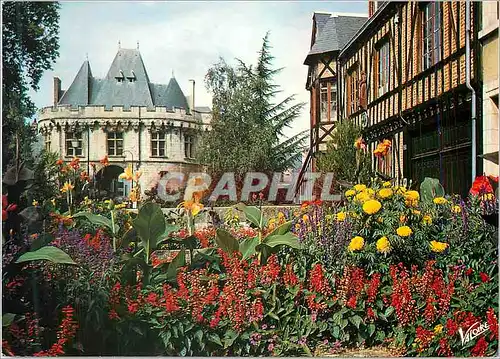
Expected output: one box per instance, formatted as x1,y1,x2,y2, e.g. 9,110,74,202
70,157,80,170
373,139,392,158
56,159,64,166
100,155,110,167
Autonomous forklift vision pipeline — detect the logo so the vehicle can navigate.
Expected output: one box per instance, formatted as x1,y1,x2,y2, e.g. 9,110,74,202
458,321,489,346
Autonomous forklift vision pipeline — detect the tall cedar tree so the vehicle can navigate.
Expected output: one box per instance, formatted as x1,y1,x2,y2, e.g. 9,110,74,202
2,2,60,172
198,32,307,183
316,120,372,188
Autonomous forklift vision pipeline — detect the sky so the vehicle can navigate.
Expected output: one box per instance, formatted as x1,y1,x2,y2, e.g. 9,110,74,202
30,1,367,139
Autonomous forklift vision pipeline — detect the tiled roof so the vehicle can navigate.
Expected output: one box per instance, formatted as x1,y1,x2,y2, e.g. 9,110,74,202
58,48,196,111
304,13,367,64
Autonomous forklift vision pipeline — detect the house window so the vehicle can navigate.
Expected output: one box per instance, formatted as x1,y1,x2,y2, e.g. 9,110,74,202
45,133,51,152
320,83,328,121
151,131,167,157
422,2,442,70
65,131,83,157
330,83,337,119
377,40,390,96
347,65,359,116
184,134,194,159
107,132,123,156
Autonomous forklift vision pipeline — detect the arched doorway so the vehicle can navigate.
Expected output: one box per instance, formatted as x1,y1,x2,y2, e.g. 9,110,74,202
94,165,129,200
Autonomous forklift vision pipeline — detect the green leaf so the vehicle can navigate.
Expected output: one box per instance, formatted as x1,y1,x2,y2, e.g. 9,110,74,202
375,330,386,342
72,212,119,234
235,203,266,228
368,323,376,337
166,250,186,281
215,228,240,254
16,246,77,265
223,329,239,349
266,220,292,237
194,329,203,345
260,232,301,249
239,236,258,260
331,325,340,339
2,313,16,327
157,224,181,246
384,306,395,318
267,311,280,320
132,202,166,260
420,177,445,202
208,333,223,347
349,315,363,329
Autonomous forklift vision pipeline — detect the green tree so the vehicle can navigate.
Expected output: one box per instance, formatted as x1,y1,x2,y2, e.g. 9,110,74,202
2,1,61,173
198,32,307,179
316,120,372,188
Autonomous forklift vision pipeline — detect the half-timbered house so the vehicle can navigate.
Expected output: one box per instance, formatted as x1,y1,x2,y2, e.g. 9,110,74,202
337,1,482,197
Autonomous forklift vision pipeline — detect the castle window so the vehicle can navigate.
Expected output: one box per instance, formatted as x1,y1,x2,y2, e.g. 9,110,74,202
422,2,442,70
377,40,390,96
151,131,167,157
184,134,195,159
45,133,51,152
107,131,123,156
65,131,83,157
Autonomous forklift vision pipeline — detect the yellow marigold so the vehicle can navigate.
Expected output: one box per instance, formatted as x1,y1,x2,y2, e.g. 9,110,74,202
354,184,367,192
348,236,364,252
355,191,372,203
430,240,449,253
376,236,391,253
366,188,375,196
422,215,432,225
433,197,447,205
303,214,309,222
362,199,382,215
395,186,407,194
383,181,392,188
378,188,393,199
451,205,462,214
396,225,413,237
405,190,420,201
336,211,347,221
345,189,356,197
434,324,443,334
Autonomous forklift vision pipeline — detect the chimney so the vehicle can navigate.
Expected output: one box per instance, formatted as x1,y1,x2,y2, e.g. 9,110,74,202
53,77,61,106
189,79,195,115
368,1,375,17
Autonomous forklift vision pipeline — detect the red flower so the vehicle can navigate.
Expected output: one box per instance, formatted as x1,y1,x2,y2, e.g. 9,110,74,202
2,195,17,222
108,309,120,320
437,337,453,356
283,264,299,287
346,296,357,309
470,336,488,356
479,272,490,282
465,268,474,276
56,159,64,166
470,175,494,196
366,307,376,320
486,307,498,340
308,263,331,296
446,318,459,335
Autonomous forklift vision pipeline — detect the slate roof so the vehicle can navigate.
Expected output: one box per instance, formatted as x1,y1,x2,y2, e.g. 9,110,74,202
304,13,367,65
58,48,193,111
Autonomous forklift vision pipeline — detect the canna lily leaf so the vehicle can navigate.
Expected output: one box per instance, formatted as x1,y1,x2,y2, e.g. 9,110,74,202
16,246,77,265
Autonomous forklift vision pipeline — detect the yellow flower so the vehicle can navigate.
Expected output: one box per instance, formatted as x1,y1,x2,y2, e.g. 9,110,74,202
115,203,126,209
302,214,309,222
354,184,367,192
363,199,382,215
295,223,301,230
278,212,285,220
434,324,443,334
399,215,407,223
377,217,384,223
433,197,447,205
412,209,421,215
60,181,74,193
345,189,356,197
365,188,375,196
336,211,347,221
355,191,372,203
376,236,391,253
180,200,203,216
395,186,407,194
451,205,461,214
119,165,134,181
397,226,413,237
422,215,432,225
383,181,392,188
480,193,495,201
378,188,393,199
430,240,449,253
348,236,364,252
405,190,420,201
50,199,56,206
349,211,360,219
32,200,39,206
